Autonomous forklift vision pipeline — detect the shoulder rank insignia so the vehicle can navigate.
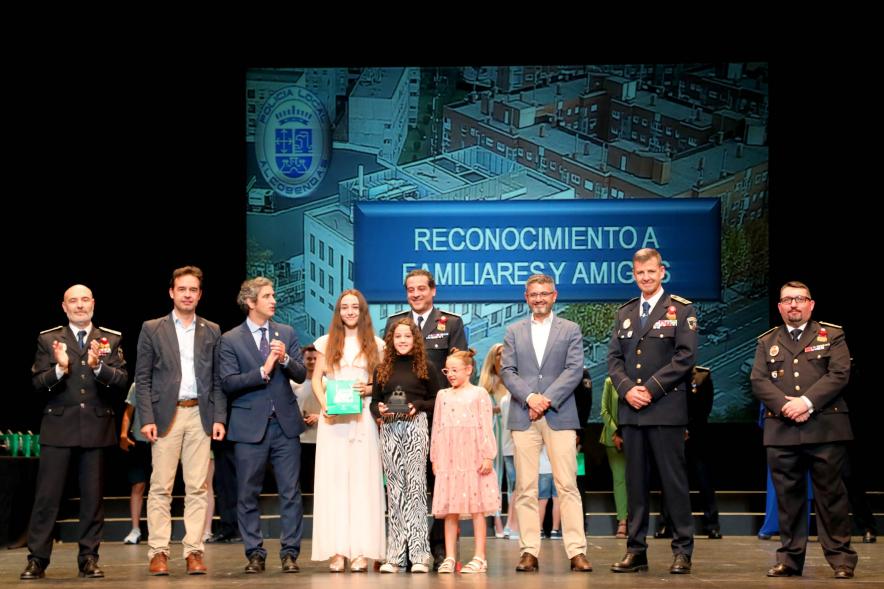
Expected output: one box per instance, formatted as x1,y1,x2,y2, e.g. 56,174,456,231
39,325,64,335
670,294,692,305
619,296,639,309
99,326,122,336
757,326,777,339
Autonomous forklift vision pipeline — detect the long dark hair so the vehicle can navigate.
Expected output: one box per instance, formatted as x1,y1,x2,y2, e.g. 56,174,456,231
376,317,429,386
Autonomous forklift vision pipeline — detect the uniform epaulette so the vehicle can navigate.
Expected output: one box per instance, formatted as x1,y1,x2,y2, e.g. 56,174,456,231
99,326,122,336
693,365,710,373
619,297,639,309
39,325,63,335
438,308,461,318
757,326,777,339
670,294,692,305
819,321,842,329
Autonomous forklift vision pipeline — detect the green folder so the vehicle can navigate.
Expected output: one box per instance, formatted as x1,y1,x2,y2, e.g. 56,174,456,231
325,379,361,415
576,452,586,476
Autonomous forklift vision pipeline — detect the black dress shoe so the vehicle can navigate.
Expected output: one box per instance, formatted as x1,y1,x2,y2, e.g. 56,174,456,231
79,556,104,578
20,560,46,580
281,554,300,573
653,525,672,539
244,554,266,574
834,565,854,579
207,530,242,543
863,529,877,543
670,553,692,574
515,552,539,572
767,563,801,577
611,552,648,573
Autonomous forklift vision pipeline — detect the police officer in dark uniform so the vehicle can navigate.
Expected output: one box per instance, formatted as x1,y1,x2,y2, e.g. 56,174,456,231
751,281,857,579
20,284,128,580
607,248,698,575
384,269,466,569
385,269,467,384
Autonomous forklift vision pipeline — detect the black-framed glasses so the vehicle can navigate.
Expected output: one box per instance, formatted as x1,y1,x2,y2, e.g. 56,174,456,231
779,296,811,305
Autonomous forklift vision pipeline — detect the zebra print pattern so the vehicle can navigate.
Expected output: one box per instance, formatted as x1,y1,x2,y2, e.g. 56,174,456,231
380,413,430,567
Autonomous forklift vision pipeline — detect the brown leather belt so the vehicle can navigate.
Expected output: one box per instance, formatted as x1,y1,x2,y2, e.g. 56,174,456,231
177,399,199,408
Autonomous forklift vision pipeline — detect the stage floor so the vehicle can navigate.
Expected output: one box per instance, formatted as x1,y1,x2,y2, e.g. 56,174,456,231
2,536,881,587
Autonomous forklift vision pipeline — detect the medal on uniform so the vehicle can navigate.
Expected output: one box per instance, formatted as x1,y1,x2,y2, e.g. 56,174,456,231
437,315,447,331
623,318,631,329
666,305,677,320
626,330,633,338
98,337,111,358
771,371,778,379
817,327,828,343
770,345,779,356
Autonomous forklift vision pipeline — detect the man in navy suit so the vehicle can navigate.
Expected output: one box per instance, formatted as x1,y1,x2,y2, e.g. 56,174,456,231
217,277,307,574
501,274,592,573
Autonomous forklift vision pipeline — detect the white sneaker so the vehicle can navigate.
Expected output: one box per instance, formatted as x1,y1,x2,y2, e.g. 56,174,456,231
411,562,429,573
379,563,400,573
123,528,141,545
201,531,212,543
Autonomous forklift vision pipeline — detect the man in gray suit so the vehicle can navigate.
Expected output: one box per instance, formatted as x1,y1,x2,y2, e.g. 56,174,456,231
501,274,592,573
136,266,227,576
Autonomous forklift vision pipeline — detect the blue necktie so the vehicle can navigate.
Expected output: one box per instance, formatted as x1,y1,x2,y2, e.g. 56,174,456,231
259,327,270,360
77,330,87,349
640,301,651,328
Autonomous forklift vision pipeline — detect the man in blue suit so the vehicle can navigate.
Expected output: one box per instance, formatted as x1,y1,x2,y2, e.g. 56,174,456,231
217,277,307,574
501,274,592,573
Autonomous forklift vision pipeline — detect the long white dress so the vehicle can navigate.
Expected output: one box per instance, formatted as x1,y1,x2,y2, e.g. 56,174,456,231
311,334,386,561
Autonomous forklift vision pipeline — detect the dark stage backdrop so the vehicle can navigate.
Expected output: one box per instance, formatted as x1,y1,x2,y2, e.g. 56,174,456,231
7,56,877,494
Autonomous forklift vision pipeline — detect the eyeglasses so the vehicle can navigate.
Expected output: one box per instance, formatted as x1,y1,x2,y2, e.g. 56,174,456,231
441,367,465,375
527,291,554,300
779,296,811,305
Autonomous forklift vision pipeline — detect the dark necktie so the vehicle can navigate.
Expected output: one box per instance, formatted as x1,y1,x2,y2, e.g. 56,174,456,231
417,315,424,331
259,327,270,360
640,301,651,328
77,330,87,349
791,328,802,342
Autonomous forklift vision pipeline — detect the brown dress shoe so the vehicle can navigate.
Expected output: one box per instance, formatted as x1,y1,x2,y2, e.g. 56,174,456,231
516,552,539,572
834,565,854,579
149,553,169,576
281,554,300,573
767,563,801,577
186,551,208,575
570,553,593,572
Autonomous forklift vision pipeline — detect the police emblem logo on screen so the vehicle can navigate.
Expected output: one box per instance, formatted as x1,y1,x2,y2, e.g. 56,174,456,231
255,86,331,198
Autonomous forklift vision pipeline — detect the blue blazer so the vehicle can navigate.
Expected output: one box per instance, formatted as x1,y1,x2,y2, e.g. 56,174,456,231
501,315,585,431
218,320,307,443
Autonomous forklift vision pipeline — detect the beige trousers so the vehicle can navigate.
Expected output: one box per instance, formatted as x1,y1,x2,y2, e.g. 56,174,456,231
512,417,586,559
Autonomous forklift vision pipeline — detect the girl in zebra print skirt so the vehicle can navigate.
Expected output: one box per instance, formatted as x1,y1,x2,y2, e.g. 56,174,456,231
370,318,443,573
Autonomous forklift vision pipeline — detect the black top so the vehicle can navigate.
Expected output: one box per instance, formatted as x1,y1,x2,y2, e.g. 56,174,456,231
369,355,442,418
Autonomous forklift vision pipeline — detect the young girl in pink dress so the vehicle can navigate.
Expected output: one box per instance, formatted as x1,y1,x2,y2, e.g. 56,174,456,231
430,348,500,574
